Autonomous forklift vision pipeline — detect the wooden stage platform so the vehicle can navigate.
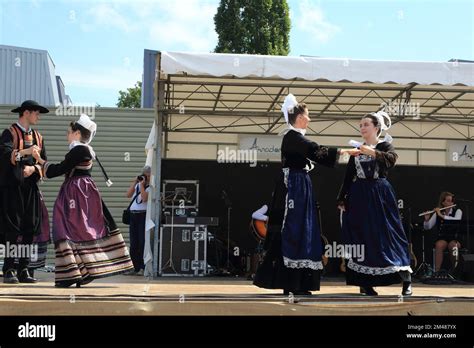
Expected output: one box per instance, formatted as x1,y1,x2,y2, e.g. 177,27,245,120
0,273,472,316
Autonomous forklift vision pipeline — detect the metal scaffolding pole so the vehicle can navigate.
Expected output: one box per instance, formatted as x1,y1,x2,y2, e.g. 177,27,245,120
152,53,165,278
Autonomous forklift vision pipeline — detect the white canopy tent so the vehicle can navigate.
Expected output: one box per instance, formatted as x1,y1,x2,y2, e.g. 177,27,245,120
147,51,474,276
161,51,472,85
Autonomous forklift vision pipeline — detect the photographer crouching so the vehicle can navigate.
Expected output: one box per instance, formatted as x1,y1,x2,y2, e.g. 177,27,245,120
125,166,151,275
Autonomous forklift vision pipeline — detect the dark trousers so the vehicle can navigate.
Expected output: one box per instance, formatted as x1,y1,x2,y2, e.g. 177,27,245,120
129,211,146,272
1,183,40,274
2,233,34,273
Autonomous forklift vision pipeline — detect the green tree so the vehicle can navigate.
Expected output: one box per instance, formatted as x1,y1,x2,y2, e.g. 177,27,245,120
214,0,290,55
268,0,290,55
117,81,142,108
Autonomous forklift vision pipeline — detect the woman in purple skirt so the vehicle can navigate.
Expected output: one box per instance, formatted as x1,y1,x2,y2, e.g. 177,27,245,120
33,114,133,287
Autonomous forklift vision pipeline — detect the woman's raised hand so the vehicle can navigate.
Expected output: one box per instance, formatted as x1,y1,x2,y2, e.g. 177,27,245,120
341,148,361,157
32,149,42,162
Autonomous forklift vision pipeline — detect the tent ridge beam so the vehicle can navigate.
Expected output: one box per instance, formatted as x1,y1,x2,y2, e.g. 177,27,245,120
167,79,473,92
316,89,345,117
168,129,471,141
267,86,286,112
212,85,224,112
424,91,467,118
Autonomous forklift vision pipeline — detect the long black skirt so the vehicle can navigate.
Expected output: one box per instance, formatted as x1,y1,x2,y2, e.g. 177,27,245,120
253,224,321,291
341,178,412,287
253,169,322,292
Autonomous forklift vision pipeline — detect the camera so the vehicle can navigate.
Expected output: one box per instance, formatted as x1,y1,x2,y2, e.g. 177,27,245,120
137,175,145,182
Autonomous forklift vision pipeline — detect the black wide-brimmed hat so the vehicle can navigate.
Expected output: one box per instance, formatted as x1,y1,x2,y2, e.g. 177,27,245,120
11,100,49,114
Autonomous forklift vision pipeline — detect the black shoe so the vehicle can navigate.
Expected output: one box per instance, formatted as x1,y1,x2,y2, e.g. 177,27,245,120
55,283,71,288
402,282,412,296
18,269,38,283
361,286,378,296
55,282,73,288
295,290,312,296
3,269,19,284
81,277,93,286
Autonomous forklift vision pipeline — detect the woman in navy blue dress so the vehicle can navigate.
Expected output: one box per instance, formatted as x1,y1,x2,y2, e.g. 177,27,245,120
253,94,358,295
337,112,412,296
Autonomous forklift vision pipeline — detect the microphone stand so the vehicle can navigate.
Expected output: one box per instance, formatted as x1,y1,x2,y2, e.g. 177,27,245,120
222,190,232,273
461,199,471,252
413,222,433,279
456,198,472,253
161,193,179,274
227,205,231,271
315,201,327,277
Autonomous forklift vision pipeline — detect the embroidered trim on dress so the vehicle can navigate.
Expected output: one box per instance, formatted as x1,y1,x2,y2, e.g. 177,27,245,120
354,157,366,179
347,258,413,275
283,257,323,270
314,146,329,162
280,168,290,237
354,156,381,179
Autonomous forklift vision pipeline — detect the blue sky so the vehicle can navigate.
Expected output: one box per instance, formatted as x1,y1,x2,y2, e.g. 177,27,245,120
1,0,473,106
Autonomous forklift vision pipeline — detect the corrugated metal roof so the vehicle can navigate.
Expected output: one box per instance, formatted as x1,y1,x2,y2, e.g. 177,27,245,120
55,76,71,106
0,105,155,264
0,45,69,106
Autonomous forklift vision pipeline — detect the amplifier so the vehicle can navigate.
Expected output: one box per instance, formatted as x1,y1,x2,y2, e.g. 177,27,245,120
158,224,211,277
165,216,219,226
163,206,199,218
162,180,199,208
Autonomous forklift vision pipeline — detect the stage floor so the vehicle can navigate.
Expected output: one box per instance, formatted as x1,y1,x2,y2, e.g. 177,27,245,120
0,272,473,316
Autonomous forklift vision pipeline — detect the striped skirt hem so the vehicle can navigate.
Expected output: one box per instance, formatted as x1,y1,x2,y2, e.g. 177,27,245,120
29,242,49,270
55,229,134,286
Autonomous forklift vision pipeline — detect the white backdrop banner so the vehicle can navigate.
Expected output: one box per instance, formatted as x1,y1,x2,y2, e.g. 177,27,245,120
239,135,282,162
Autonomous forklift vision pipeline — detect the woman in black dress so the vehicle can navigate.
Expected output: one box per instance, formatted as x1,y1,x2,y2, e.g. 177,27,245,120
253,94,358,295
337,112,412,296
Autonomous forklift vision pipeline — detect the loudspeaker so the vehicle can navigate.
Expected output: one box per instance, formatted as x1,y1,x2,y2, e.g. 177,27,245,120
158,224,209,277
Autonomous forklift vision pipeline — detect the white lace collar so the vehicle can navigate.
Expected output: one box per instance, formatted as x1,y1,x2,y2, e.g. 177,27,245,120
279,124,307,136
69,140,96,159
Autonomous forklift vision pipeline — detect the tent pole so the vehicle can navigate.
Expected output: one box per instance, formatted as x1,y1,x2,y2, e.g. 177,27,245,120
153,52,165,278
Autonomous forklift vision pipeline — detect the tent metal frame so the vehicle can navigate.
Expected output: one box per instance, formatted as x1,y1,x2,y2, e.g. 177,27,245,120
152,52,474,276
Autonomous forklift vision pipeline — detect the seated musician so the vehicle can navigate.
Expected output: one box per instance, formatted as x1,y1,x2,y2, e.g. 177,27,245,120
423,192,462,273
